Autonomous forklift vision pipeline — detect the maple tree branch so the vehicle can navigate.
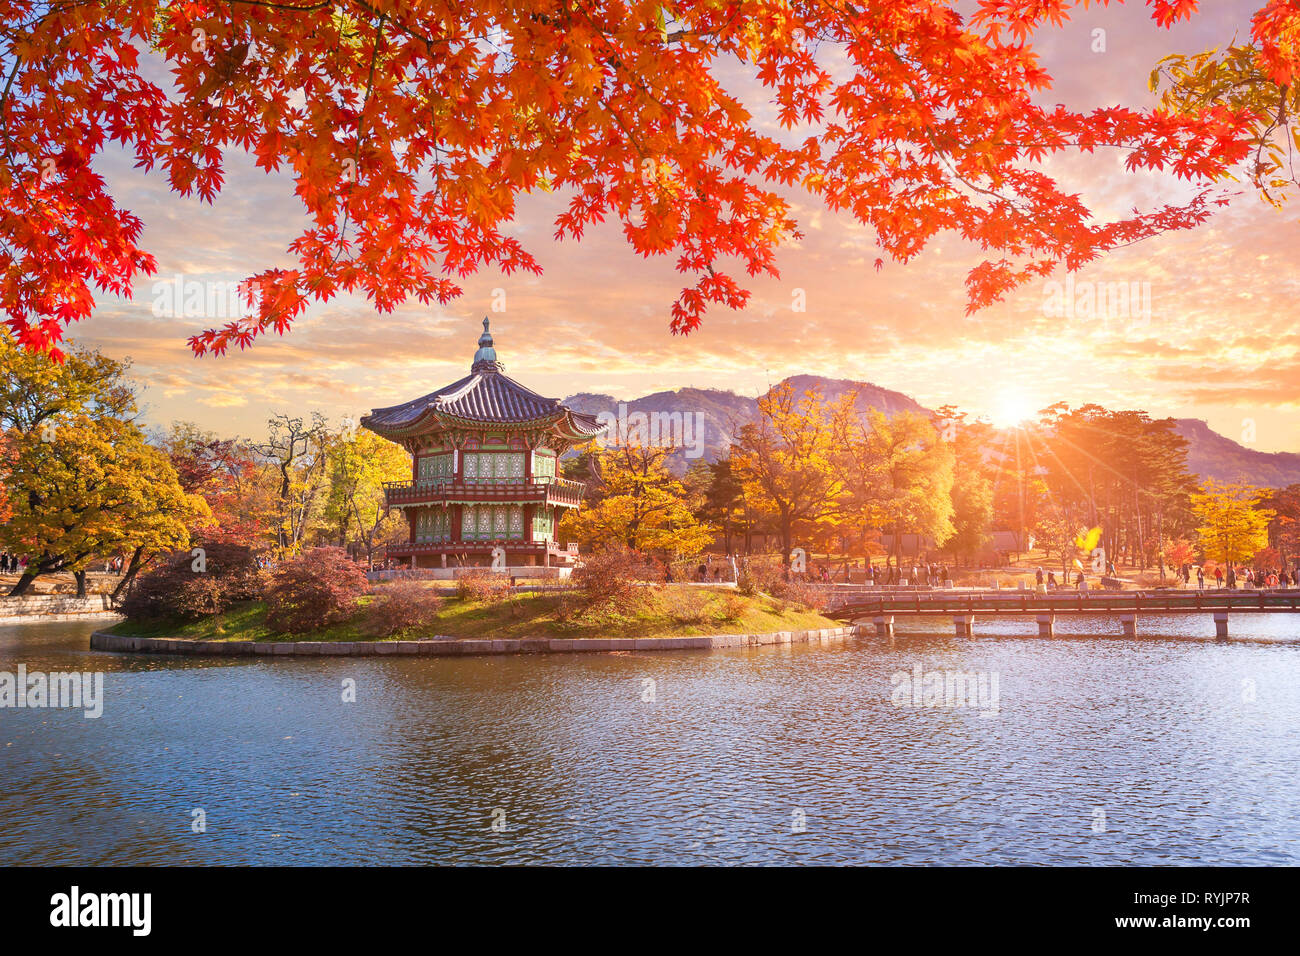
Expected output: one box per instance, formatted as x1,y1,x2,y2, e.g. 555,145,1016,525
218,0,334,11
0,49,22,164
818,0,1029,213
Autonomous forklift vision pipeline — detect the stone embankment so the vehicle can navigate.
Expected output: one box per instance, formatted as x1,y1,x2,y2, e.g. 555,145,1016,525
90,625,861,657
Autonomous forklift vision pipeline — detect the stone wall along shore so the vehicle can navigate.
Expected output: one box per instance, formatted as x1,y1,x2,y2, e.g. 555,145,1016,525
1,594,122,624
90,625,862,657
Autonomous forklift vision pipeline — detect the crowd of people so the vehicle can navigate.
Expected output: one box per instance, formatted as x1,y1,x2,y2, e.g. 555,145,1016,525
0,552,129,575
682,554,1300,590
862,562,950,586
1028,562,1300,591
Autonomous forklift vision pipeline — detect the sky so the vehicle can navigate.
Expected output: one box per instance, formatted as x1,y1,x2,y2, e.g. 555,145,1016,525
65,1,1300,453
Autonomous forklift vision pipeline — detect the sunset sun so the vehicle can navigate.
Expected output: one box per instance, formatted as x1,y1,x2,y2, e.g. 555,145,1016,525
988,392,1040,430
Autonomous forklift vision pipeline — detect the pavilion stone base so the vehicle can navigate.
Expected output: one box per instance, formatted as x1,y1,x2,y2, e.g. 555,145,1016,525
412,551,545,569
370,565,572,582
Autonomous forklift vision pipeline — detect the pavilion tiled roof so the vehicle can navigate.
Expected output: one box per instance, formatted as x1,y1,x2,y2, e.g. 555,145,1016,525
361,318,606,438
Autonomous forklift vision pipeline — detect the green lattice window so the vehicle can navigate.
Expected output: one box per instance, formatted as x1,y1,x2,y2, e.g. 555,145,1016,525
414,507,451,543
531,507,554,541
533,452,556,482
461,504,525,540
464,451,524,482
417,453,453,484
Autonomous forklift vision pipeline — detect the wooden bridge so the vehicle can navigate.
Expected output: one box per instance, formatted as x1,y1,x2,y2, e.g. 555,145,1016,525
826,587,1300,638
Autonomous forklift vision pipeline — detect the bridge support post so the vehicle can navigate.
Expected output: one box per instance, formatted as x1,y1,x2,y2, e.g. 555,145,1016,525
1214,612,1229,641
1036,614,1054,637
953,614,974,637
873,616,894,638
1120,613,1137,637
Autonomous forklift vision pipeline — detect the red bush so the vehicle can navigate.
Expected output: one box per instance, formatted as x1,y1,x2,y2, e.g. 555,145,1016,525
121,543,263,622
571,544,664,613
363,580,442,638
265,547,368,634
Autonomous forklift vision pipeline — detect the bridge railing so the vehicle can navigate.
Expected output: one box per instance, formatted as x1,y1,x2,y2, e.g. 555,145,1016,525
830,588,1300,618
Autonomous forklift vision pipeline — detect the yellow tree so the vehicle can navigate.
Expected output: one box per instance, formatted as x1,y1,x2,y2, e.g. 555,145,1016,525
562,443,715,560
731,383,843,566
1,331,207,595
322,425,410,568
1,415,207,596
0,330,135,432
1190,480,1274,566
932,405,993,564
832,403,955,565
0,432,11,525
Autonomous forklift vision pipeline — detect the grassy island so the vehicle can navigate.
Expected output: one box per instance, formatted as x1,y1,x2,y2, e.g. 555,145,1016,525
106,585,840,644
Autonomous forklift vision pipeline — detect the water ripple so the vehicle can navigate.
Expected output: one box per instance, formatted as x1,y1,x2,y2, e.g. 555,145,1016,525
0,618,1297,864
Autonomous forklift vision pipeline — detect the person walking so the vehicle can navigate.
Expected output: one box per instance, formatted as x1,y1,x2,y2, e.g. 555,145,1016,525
1196,566,1204,589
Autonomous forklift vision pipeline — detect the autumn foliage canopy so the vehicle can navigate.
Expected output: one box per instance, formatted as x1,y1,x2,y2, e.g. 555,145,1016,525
3,0,1296,358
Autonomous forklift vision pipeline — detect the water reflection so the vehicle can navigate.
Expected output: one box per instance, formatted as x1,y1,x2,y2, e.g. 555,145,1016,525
0,617,1296,864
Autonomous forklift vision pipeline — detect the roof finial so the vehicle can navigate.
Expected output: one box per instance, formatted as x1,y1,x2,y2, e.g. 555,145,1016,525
472,315,499,370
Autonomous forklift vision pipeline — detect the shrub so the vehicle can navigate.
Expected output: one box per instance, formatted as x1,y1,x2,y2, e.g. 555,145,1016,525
717,592,748,623
770,576,825,611
735,558,759,597
660,586,714,626
363,580,442,638
571,544,664,614
121,543,263,622
455,569,512,603
734,558,826,611
265,547,368,634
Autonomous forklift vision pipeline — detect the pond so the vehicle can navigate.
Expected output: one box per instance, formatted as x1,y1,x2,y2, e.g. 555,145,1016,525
0,616,1296,865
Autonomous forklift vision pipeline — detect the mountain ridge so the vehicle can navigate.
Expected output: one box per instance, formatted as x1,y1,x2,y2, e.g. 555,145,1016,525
562,376,1300,486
